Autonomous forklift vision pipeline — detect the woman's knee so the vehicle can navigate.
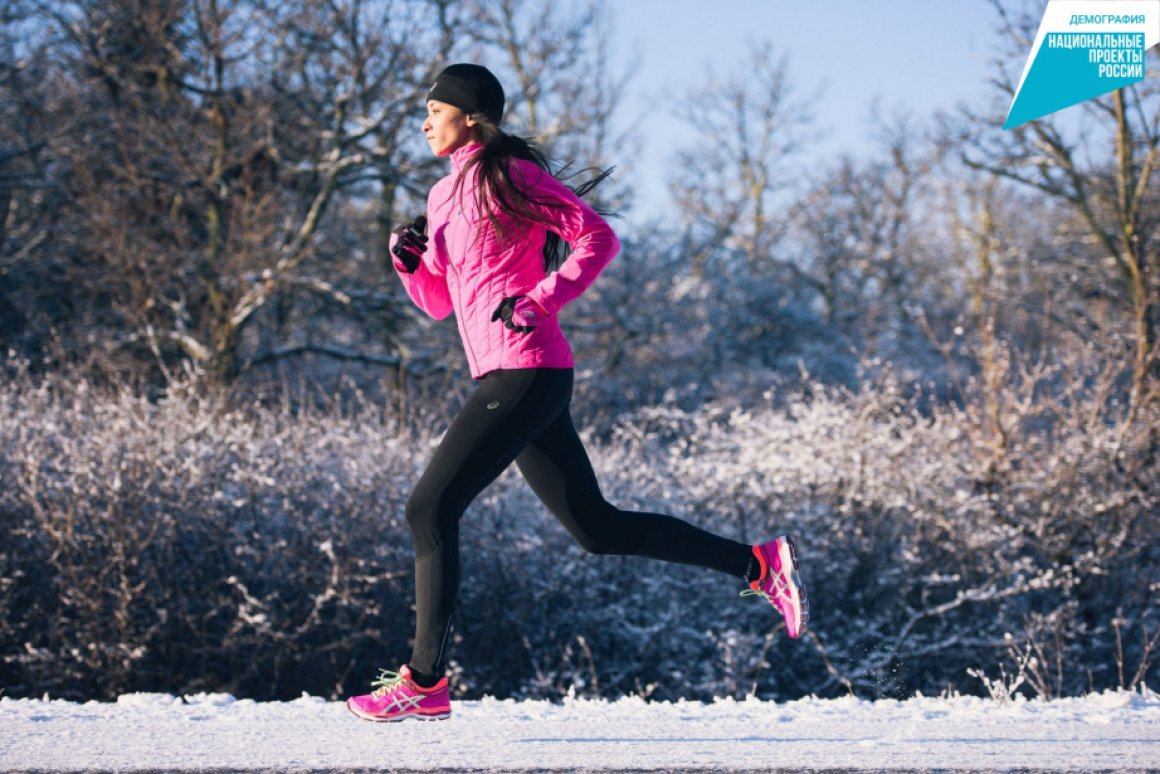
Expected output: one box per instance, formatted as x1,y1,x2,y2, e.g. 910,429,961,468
405,486,458,551
404,491,431,531
573,531,615,556
566,501,639,556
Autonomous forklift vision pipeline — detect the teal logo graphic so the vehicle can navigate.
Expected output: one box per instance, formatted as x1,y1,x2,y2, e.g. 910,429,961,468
1005,1,1159,130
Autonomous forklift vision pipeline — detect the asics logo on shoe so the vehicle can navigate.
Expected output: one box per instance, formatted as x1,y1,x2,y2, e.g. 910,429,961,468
378,694,423,714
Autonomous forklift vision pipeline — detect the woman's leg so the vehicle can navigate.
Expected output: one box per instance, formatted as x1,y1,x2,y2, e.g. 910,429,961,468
405,369,572,680
515,406,754,577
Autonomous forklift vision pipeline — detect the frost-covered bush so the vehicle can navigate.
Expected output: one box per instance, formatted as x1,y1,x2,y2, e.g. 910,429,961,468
0,374,422,701
1,354,1156,703
657,365,1160,699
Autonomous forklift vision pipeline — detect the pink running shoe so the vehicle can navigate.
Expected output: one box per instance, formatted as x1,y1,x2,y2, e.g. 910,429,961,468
742,535,809,638
345,665,451,722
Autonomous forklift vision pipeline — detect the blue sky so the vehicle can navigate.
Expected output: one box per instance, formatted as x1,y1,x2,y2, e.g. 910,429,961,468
602,0,1009,222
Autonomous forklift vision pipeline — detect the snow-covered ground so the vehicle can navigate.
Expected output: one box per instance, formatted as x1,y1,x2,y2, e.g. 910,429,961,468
2,689,1158,772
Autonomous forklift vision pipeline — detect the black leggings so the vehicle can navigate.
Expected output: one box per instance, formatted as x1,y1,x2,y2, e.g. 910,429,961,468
405,368,752,676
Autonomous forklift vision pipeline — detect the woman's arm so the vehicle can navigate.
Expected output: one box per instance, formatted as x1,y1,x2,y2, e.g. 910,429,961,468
514,162,621,317
390,216,454,321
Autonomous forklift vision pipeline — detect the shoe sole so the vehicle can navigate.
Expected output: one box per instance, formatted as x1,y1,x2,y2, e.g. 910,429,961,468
779,535,810,637
346,700,451,723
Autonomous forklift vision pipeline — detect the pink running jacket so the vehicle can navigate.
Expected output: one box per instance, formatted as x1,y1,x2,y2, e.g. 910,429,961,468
391,142,620,379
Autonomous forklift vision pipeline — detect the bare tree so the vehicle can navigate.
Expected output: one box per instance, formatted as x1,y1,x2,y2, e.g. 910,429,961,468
637,42,824,381
791,112,940,361
669,42,814,277
4,0,459,386
0,0,53,357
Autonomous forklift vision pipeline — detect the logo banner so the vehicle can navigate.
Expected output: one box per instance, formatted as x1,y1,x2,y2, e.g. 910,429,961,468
1004,0,1159,129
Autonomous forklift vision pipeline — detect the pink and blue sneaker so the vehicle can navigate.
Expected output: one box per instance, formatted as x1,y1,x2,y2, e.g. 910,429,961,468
742,535,809,638
345,665,451,722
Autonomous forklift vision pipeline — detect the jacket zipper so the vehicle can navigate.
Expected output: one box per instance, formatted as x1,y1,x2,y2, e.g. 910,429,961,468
444,215,481,376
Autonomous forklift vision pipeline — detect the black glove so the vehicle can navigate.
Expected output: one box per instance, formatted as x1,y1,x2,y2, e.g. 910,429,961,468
391,215,428,273
491,295,540,333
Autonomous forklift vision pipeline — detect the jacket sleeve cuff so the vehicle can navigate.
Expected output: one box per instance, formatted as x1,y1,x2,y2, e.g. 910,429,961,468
524,287,555,317
389,230,420,274
392,254,418,274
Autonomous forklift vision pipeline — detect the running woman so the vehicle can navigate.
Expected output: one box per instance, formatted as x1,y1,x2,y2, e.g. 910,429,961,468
345,64,808,722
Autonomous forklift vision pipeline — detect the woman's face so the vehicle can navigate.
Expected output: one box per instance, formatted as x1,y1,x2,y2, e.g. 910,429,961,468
423,100,476,157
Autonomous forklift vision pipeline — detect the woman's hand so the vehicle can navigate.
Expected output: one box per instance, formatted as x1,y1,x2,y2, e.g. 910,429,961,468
491,295,546,333
391,216,428,273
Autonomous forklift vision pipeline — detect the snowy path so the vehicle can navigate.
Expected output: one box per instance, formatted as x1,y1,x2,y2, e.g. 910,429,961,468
2,690,1159,772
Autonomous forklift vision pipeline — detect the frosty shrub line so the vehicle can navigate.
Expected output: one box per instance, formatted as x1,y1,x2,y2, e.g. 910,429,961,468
1,352,1156,704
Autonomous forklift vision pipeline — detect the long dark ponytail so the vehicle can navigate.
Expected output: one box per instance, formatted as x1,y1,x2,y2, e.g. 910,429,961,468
453,116,615,273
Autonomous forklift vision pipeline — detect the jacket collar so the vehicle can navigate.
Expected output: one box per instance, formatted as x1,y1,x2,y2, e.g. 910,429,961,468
450,142,484,174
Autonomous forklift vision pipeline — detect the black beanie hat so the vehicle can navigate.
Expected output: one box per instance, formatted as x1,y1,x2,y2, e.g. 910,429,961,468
427,64,505,124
